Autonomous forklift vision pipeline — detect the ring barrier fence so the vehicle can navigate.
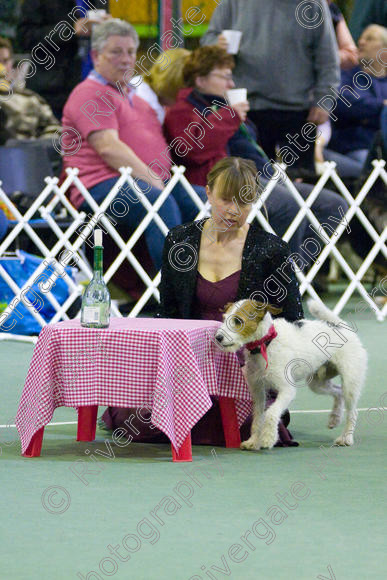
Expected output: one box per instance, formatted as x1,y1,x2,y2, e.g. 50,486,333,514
0,160,386,343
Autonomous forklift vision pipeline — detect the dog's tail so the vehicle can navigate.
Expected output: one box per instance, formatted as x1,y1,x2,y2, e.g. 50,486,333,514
307,299,343,324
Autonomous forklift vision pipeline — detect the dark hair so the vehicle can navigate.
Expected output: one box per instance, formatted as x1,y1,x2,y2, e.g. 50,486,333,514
206,157,261,206
183,46,234,87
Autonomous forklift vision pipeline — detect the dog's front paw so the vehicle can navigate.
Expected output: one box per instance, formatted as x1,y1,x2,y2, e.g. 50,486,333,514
334,433,354,446
240,437,260,451
259,430,278,449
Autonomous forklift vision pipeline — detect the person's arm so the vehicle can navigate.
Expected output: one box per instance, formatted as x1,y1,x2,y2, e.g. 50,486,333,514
180,105,245,164
336,93,384,123
200,0,233,48
164,100,242,164
87,129,165,189
157,230,180,318
333,71,384,122
335,18,359,70
73,13,111,37
17,0,110,47
35,94,61,139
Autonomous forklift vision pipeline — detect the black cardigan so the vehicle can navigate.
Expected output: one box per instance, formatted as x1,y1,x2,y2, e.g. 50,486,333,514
158,219,304,322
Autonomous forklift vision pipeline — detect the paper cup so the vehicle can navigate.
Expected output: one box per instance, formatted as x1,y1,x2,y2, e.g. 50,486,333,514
222,30,242,54
226,88,247,106
87,9,107,21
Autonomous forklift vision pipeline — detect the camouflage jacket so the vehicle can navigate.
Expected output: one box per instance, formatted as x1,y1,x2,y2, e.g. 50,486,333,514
0,86,60,144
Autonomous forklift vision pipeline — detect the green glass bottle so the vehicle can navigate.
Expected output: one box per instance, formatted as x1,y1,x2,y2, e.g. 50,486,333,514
81,229,111,328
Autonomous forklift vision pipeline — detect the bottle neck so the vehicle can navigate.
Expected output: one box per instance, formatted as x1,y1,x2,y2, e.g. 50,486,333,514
93,246,103,279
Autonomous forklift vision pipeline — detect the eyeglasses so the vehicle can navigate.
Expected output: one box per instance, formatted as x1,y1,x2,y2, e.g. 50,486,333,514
209,72,234,81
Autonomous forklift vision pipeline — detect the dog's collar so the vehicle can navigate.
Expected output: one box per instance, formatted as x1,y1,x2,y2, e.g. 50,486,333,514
246,324,277,368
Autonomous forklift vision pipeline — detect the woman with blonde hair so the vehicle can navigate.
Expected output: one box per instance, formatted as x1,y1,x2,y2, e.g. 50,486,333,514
135,48,190,123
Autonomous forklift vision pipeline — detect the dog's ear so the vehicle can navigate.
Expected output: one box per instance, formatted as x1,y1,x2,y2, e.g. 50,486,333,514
267,304,283,316
222,302,234,313
239,300,266,321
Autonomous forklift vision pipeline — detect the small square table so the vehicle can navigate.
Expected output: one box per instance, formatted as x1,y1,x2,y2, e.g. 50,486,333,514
16,317,252,461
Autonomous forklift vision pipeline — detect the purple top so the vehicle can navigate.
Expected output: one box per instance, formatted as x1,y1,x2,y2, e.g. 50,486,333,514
193,270,242,322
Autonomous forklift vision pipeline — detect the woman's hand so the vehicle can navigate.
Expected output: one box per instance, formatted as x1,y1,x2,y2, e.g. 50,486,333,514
217,34,229,51
307,106,329,125
232,101,250,122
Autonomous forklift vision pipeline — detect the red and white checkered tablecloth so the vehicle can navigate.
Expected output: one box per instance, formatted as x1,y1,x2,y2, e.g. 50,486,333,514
16,317,252,453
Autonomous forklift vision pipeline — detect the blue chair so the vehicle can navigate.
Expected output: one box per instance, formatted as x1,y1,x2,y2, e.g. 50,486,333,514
0,145,71,252
0,145,53,197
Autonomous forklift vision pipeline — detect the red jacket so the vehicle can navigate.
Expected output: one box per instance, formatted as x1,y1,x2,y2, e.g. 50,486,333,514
163,88,241,186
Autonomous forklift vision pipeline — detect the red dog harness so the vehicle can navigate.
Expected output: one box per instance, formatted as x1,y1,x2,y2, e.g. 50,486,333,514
245,324,277,369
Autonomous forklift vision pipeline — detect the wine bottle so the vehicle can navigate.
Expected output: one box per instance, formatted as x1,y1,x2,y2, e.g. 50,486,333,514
81,229,111,328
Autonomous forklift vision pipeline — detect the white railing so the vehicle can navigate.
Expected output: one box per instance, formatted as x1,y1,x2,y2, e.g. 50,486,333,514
0,160,386,342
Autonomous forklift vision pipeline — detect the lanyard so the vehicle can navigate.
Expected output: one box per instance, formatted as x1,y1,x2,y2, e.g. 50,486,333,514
238,122,271,163
88,69,134,105
209,95,271,163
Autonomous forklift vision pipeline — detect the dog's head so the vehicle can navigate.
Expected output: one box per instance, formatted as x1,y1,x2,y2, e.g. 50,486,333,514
214,299,282,351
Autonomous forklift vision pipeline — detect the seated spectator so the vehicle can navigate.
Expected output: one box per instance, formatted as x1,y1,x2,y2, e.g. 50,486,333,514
134,48,190,124
0,38,60,145
62,19,205,271
163,46,348,263
324,25,387,178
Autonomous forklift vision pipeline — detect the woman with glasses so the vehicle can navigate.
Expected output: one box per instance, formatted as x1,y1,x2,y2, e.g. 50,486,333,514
164,45,257,187
163,45,348,264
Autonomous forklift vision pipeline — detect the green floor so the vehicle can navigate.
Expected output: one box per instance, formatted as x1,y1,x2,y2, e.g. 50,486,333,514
0,298,386,580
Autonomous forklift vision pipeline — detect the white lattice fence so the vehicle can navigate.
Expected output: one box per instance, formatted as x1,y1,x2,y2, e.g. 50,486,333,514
0,161,386,343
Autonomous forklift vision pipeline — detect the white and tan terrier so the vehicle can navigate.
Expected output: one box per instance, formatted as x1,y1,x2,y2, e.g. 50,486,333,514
215,299,367,450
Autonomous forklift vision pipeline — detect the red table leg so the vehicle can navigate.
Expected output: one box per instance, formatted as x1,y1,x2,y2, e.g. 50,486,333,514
23,426,45,457
77,406,98,441
171,433,192,462
219,397,241,448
